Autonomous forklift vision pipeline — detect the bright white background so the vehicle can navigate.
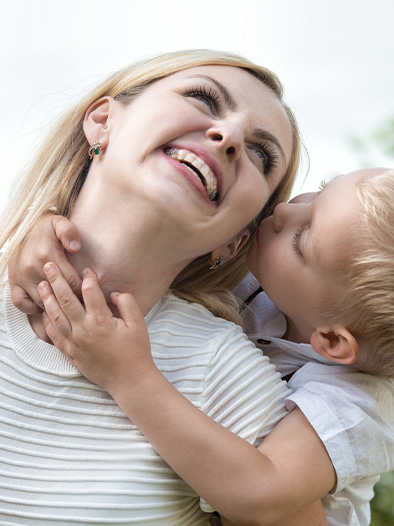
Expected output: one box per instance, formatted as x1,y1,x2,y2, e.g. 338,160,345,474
1,0,394,212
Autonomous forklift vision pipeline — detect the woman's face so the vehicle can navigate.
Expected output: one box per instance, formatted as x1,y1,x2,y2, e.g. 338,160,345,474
97,65,293,255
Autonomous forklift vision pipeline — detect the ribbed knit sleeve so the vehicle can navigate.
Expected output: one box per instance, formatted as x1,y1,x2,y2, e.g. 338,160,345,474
202,326,290,442
146,293,290,514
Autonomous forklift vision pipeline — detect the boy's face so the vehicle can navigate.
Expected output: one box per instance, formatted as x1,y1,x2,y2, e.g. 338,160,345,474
247,168,382,342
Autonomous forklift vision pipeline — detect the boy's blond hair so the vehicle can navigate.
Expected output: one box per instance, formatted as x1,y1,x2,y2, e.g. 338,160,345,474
327,169,394,377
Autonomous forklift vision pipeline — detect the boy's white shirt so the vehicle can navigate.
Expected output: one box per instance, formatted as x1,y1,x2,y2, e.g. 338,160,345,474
235,273,394,526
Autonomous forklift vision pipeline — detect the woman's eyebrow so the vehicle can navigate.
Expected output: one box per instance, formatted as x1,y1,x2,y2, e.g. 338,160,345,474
185,74,236,109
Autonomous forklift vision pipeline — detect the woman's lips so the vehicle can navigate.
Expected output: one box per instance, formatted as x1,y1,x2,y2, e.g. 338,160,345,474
163,146,219,201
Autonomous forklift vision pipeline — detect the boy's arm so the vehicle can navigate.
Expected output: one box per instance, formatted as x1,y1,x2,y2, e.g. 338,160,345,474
221,500,328,526
38,264,335,526
270,501,328,526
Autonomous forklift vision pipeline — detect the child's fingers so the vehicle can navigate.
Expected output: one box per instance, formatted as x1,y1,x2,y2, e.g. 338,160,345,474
53,255,83,300
42,251,83,301
81,268,113,319
51,216,83,298
42,311,67,350
38,281,72,336
10,284,43,315
110,291,145,327
42,262,85,324
52,216,81,253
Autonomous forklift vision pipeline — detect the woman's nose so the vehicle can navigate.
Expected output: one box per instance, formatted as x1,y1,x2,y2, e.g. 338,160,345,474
206,120,243,161
273,202,306,232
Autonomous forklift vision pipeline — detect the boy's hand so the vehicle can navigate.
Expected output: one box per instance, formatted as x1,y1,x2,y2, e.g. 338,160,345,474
8,215,82,314
38,263,153,395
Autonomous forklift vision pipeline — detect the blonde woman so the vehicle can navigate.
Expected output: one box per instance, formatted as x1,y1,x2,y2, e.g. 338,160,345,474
0,50,329,525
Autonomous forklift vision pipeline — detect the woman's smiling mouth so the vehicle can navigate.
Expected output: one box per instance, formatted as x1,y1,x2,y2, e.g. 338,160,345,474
164,147,218,201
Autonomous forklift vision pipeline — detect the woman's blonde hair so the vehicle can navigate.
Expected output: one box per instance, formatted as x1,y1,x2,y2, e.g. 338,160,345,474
325,169,394,377
0,49,302,324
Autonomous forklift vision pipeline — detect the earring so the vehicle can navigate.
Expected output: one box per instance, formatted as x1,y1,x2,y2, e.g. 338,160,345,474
209,256,223,270
88,141,102,159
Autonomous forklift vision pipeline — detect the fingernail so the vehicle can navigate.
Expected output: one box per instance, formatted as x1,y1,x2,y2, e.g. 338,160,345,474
38,282,47,293
81,268,91,278
69,240,80,251
43,262,55,274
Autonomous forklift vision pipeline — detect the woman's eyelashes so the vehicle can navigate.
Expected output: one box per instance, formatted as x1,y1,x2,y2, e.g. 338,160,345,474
185,85,220,113
249,142,279,175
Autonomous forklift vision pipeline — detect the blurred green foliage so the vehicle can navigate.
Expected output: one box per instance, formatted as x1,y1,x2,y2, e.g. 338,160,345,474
371,472,394,525
348,115,394,167
372,118,394,158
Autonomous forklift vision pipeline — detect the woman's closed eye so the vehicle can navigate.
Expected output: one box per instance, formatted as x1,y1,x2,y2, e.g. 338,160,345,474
185,85,220,114
249,141,279,176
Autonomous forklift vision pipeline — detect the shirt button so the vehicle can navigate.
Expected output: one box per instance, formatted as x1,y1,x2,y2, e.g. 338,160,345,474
257,338,271,345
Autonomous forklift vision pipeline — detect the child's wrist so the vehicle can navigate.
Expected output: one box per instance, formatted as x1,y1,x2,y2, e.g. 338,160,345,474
109,359,161,409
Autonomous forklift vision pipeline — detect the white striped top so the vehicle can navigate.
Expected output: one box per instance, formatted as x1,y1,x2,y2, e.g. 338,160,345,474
0,284,290,525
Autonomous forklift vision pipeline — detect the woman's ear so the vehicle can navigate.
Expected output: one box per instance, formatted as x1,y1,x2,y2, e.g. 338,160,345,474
310,326,359,365
210,231,250,266
83,96,114,150
227,231,250,257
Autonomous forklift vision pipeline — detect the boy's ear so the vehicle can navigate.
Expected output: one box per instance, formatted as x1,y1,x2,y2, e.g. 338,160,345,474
210,231,250,266
310,327,359,365
83,96,114,149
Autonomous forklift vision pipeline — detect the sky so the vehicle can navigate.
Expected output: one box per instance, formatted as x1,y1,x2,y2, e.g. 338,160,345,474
1,0,394,212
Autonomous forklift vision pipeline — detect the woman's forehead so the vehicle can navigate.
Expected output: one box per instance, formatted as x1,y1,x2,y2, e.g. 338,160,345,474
162,65,291,130
163,64,265,90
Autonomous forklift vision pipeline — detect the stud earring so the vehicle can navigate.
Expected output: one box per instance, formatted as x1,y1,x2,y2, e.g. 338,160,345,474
88,141,102,159
209,256,223,270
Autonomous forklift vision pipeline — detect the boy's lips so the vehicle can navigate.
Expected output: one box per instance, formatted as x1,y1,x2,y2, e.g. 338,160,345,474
163,147,218,201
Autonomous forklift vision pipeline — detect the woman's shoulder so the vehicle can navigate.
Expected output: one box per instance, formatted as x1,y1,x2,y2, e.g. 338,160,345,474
148,290,246,336
0,283,6,331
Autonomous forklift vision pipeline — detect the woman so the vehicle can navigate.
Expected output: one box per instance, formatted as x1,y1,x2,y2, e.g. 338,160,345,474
0,50,325,525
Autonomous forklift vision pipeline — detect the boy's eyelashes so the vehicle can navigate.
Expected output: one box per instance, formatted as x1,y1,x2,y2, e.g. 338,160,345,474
292,225,306,257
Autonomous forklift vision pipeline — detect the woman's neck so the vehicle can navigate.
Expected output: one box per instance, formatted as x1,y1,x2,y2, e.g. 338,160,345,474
28,202,190,344
67,181,192,317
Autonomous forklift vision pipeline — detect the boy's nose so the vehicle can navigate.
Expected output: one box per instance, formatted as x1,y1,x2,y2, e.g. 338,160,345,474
273,201,307,232
273,202,291,232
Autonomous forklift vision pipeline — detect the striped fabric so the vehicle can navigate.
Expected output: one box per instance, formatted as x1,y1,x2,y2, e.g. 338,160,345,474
0,285,289,525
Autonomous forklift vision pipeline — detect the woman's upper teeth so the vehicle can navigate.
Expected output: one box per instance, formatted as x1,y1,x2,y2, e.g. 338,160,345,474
165,148,217,201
